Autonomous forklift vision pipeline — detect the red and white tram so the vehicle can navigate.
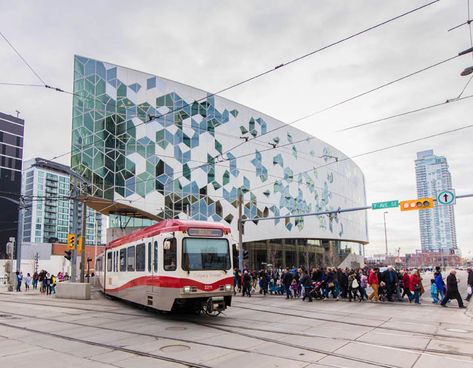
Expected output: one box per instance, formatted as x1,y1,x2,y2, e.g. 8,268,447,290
96,219,234,314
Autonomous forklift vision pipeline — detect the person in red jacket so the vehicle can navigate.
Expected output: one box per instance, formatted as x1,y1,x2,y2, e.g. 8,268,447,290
368,268,379,302
409,269,421,304
401,269,412,302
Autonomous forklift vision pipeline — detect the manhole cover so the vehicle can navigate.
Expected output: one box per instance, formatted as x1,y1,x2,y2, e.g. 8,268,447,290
445,328,469,333
165,326,187,331
160,344,191,352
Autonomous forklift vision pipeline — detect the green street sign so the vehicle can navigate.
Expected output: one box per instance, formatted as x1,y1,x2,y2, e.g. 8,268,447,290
372,200,399,210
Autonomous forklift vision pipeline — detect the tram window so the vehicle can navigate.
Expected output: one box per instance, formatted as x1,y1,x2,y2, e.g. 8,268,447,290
153,241,158,272
147,242,151,272
107,252,112,272
119,248,126,272
115,251,118,272
127,246,135,272
136,243,145,272
163,238,176,271
182,238,231,271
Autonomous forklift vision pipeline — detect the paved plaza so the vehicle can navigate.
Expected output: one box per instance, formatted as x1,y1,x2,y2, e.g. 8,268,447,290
0,279,472,368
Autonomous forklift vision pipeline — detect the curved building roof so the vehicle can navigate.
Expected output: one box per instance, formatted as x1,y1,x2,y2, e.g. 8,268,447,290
71,56,368,244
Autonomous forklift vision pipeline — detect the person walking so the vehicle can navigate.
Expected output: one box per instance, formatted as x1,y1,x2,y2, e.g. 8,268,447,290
401,269,412,302
409,269,421,304
465,268,473,302
45,272,52,295
430,279,439,304
25,273,32,292
441,270,466,308
382,266,398,302
368,268,379,302
15,271,23,292
282,267,294,299
242,271,252,297
434,268,446,301
32,272,38,290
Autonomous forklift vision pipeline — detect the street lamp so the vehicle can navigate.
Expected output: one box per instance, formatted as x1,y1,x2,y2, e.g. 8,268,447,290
383,211,389,260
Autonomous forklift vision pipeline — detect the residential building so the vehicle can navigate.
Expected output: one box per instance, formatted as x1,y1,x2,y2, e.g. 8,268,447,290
415,150,457,253
0,111,24,257
22,158,103,245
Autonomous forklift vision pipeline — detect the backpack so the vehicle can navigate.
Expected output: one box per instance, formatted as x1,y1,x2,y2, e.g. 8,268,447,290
351,278,359,288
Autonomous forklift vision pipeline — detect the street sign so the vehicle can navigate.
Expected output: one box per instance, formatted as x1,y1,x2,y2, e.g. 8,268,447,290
372,200,399,210
437,189,456,206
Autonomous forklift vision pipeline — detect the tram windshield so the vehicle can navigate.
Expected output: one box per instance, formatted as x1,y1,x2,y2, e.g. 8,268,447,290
182,238,231,271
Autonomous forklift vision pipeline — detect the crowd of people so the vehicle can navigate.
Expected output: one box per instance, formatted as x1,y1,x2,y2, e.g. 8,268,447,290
234,265,472,308
14,270,68,295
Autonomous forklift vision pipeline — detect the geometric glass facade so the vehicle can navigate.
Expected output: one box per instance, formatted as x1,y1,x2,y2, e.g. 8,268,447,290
415,150,457,252
71,56,368,246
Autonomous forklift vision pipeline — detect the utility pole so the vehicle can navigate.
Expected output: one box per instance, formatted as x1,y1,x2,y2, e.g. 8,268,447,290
238,190,244,271
383,211,388,259
71,178,79,282
15,196,25,271
80,200,87,283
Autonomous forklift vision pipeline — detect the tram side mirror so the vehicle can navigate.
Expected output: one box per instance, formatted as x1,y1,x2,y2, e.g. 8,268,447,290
163,240,171,250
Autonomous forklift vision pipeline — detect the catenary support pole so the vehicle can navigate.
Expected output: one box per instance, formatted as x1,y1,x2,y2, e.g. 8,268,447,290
238,190,243,271
71,178,78,282
80,200,87,283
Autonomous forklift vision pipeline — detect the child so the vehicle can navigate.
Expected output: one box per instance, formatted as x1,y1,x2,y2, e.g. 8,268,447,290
290,278,298,298
430,279,438,304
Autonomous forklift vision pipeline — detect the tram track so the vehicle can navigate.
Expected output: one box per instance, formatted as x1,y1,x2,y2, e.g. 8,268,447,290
229,303,473,342
1,296,472,367
0,308,410,368
2,294,472,343
0,318,211,368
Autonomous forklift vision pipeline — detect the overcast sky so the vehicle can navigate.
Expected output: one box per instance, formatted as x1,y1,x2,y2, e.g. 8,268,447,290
1,0,472,257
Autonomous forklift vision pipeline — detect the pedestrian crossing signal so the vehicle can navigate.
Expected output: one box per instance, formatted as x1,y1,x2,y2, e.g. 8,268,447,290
399,198,434,211
67,233,76,249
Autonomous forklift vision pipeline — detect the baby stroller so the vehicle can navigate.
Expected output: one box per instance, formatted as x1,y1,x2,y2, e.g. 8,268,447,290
306,280,325,300
378,282,388,302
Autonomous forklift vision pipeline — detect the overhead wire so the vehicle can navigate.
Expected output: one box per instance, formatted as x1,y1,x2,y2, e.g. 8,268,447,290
0,31,47,85
5,1,440,163
248,122,473,193
336,93,473,132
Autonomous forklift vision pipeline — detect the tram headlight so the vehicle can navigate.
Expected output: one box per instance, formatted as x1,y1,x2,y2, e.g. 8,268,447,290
183,286,191,294
225,284,232,292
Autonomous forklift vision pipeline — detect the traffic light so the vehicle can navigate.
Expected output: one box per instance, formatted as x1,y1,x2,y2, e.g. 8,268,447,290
67,233,76,249
64,250,72,261
399,198,434,211
77,236,83,253
243,250,249,260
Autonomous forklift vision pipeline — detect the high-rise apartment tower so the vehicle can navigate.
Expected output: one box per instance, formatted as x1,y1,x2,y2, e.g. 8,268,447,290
415,150,457,252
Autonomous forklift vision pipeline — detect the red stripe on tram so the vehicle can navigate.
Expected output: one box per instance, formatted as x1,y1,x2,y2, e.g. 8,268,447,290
106,276,234,293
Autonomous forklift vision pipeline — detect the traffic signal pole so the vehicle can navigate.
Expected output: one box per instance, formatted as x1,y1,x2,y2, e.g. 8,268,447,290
71,179,79,282
80,200,87,283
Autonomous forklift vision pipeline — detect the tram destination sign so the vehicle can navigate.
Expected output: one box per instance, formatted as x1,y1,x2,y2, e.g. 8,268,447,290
371,200,399,210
